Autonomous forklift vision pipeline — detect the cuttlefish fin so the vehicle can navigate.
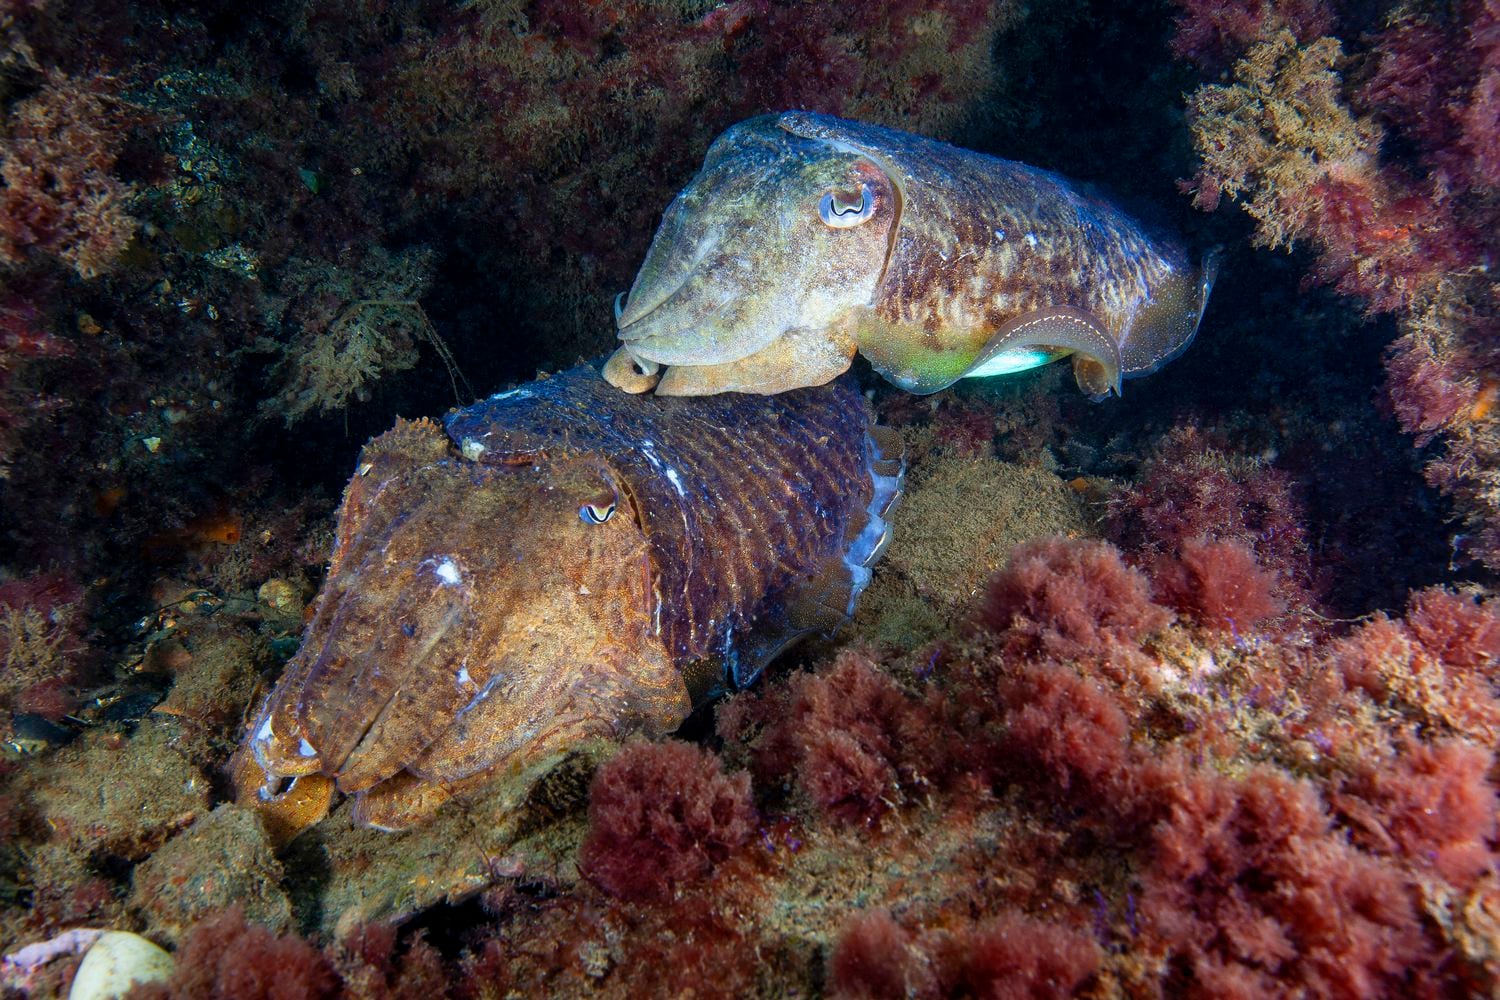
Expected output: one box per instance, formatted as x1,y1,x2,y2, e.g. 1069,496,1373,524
654,324,858,396
966,306,1124,398
676,566,855,699
718,420,904,693
1116,249,1220,380
715,564,855,693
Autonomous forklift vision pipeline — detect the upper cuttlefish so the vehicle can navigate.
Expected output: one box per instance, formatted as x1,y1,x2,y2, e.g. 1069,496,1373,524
604,111,1216,398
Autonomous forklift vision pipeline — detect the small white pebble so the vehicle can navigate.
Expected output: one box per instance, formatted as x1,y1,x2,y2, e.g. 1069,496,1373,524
69,932,174,1000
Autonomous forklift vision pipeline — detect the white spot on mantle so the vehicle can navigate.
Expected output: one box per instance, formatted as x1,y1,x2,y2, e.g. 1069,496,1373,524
435,558,462,586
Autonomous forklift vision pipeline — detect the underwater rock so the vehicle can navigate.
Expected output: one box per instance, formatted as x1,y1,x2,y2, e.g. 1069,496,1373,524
14,721,209,862
851,456,1092,648
147,618,260,730
606,111,1214,398
128,804,292,947
236,365,901,836
256,578,306,620
67,931,173,1000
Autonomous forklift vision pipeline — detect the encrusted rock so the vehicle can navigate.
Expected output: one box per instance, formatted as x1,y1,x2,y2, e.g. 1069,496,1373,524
128,804,292,946
16,722,209,861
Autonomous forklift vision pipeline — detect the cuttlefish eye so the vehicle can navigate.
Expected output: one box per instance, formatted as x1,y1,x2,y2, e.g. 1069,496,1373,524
818,185,874,228
579,501,616,525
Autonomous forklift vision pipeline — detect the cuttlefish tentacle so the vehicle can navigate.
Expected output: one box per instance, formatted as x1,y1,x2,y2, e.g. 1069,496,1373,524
605,111,1215,398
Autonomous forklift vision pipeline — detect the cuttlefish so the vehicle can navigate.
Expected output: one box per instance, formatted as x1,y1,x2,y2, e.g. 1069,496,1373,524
604,111,1216,398
233,365,901,837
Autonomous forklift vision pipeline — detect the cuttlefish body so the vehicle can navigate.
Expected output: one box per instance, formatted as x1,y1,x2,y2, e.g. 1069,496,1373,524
605,111,1215,398
234,365,901,836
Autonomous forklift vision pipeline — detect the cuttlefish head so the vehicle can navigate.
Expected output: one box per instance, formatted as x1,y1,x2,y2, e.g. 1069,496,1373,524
606,114,899,395
234,419,691,837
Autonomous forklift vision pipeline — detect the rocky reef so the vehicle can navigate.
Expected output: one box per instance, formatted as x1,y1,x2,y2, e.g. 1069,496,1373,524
1,0,1496,997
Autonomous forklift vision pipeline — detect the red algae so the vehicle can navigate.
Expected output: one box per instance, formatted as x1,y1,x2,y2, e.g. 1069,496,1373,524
0,293,74,473
1170,0,1334,70
1108,425,1317,606
577,740,755,902
830,908,1100,1000
791,537,1497,995
0,569,87,733
978,537,1172,669
1136,764,1429,997
1384,334,1473,449
2,2,1498,996
331,924,450,1000
127,908,340,1000
717,650,940,824
930,915,1100,1000
31,534,1487,998
0,73,147,279
1338,740,1496,890
1403,588,1500,670
995,660,1131,798
829,909,932,999
1151,537,1283,632
1329,588,1500,742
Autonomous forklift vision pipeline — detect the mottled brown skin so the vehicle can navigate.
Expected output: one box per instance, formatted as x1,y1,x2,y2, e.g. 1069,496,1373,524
236,367,895,834
607,111,1215,397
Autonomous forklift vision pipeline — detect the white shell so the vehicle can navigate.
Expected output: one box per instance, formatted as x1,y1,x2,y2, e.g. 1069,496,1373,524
68,931,174,1000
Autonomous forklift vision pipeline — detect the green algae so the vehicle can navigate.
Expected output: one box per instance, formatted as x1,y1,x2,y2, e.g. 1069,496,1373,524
851,451,1097,651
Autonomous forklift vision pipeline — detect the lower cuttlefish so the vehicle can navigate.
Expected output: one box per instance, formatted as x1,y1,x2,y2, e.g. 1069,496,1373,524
604,111,1216,398
233,365,901,837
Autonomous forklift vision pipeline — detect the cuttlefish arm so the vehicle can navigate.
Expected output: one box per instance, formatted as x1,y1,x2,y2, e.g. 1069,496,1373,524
605,318,863,398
